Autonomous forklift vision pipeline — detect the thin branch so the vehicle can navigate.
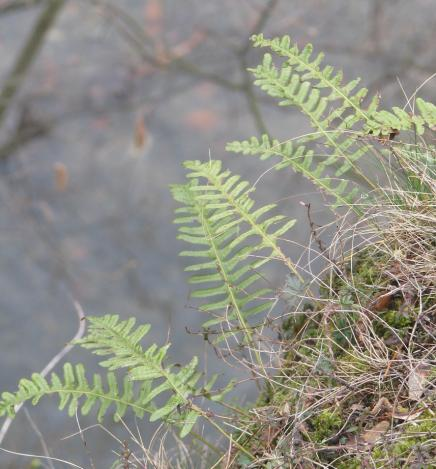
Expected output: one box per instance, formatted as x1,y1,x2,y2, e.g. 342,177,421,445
0,301,86,445
240,57,268,135
0,116,49,161
23,408,55,469
0,0,43,15
238,0,280,57
0,0,65,128
0,446,85,468
91,0,242,91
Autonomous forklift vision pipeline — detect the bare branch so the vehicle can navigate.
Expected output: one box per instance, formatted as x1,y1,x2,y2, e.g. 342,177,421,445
0,301,86,445
0,0,65,128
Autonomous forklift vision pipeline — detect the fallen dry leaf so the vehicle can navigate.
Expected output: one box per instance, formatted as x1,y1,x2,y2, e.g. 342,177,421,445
53,162,69,192
392,407,424,421
361,420,390,445
370,397,393,416
130,114,153,157
280,402,290,417
171,31,205,58
369,291,392,312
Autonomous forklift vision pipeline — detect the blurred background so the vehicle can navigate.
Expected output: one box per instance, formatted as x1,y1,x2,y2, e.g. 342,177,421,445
0,0,435,466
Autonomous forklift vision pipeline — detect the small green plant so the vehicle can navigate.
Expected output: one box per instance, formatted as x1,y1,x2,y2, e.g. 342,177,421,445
1,35,434,467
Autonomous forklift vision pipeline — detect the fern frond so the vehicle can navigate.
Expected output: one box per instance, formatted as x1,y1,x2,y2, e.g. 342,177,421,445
76,315,214,429
251,34,377,125
1,316,226,438
224,34,382,207
171,160,298,338
228,35,435,213
416,97,436,129
226,135,361,209
0,363,151,422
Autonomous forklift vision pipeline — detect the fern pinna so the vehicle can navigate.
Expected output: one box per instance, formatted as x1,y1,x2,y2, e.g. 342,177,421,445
227,34,435,209
171,159,298,343
0,315,226,438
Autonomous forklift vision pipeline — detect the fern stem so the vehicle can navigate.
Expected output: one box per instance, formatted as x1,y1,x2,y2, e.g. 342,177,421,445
190,430,222,456
272,142,363,216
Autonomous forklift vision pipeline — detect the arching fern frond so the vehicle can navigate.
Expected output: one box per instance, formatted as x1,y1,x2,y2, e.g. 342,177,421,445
248,36,378,192
250,34,378,125
171,160,298,340
228,35,435,211
226,135,361,210
1,315,226,438
0,363,152,422
226,34,404,209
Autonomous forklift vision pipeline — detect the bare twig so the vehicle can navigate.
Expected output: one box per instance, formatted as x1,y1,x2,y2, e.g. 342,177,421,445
0,446,85,468
0,111,50,161
0,301,86,445
238,0,280,57
240,56,268,134
23,407,55,469
74,411,96,469
0,0,43,15
0,0,65,128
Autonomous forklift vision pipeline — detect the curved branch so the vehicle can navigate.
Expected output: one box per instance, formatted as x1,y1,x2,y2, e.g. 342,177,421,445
0,301,86,445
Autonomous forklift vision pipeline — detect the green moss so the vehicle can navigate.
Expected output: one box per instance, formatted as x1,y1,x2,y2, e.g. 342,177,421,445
381,309,414,329
321,248,390,302
380,416,435,460
338,353,370,373
337,459,362,469
253,245,434,467
309,409,343,442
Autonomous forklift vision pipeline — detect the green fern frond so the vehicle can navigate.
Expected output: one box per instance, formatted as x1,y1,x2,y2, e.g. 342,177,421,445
250,34,377,125
171,160,298,338
225,34,381,205
1,315,227,437
0,363,151,422
416,97,436,129
76,315,212,427
226,135,361,210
